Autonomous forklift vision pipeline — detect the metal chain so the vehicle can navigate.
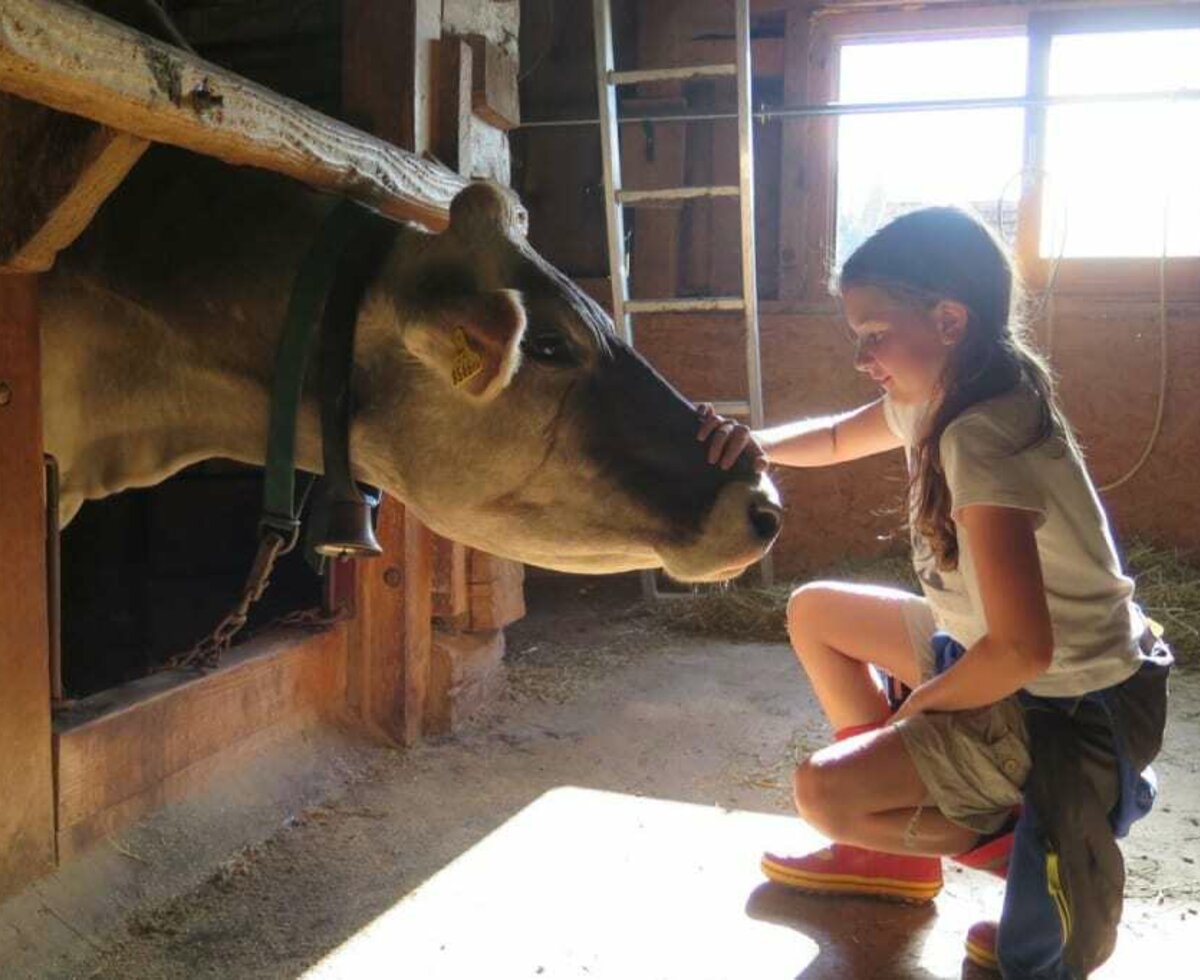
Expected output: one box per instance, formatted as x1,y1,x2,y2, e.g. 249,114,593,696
159,535,355,674
160,531,288,673
267,602,352,632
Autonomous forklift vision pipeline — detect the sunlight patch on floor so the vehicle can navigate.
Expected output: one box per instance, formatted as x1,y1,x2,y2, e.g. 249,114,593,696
301,787,822,979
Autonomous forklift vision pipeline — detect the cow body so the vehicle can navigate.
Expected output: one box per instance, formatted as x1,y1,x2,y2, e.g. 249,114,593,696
41,149,780,581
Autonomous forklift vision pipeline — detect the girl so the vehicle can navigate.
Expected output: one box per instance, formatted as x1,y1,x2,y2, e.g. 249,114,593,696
698,207,1169,975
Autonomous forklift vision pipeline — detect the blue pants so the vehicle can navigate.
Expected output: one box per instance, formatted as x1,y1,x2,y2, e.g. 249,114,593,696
929,634,1171,979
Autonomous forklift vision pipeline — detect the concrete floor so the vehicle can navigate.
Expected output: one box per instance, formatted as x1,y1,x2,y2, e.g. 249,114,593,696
1,573,1197,979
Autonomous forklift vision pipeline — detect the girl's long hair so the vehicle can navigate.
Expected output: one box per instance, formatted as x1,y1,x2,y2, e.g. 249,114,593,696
838,207,1065,571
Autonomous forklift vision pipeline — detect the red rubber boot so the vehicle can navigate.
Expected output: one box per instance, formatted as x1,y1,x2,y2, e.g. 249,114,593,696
760,844,944,903
952,831,1014,880
952,809,1020,880
964,920,1000,972
760,718,944,904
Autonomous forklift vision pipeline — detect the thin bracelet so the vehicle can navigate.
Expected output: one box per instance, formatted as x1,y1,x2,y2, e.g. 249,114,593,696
903,804,924,851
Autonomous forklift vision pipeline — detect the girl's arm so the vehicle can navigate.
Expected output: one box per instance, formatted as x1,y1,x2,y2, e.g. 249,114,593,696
760,399,902,466
893,505,1054,719
699,398,902,470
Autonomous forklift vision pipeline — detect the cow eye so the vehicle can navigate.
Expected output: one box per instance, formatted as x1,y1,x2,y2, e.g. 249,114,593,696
521,331,574,364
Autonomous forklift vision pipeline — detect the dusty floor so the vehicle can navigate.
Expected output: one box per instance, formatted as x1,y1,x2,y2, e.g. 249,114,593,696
2,573,1198,979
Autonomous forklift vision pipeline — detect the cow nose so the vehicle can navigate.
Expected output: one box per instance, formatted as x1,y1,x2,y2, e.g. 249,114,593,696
748,497,783,542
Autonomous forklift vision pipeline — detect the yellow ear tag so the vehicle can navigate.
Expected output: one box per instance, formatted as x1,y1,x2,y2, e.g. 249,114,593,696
450,327,484,388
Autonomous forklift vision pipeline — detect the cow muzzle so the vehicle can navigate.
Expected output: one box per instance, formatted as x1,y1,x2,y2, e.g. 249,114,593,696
656,474,782,583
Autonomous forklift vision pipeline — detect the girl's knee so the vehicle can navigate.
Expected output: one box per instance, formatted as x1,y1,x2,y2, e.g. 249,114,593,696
792,757,849,832
787,581,834,638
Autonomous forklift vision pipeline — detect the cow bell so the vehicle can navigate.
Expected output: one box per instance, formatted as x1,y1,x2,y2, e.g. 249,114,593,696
313,498,383,558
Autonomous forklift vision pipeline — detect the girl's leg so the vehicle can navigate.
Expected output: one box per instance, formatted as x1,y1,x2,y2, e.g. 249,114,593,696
791,725,980,857
786,580,925,731
784,581,980,856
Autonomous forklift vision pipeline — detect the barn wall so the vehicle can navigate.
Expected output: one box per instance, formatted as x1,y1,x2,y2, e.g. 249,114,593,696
634,302,1200,578
516,0,1200,578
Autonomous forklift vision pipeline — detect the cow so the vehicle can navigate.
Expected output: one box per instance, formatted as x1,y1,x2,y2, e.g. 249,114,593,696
41,148,780,582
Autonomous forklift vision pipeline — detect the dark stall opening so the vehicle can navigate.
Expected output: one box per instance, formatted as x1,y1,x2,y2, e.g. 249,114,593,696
59,461,325,699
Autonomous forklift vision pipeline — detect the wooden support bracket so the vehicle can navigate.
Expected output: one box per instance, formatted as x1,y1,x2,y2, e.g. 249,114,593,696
0,93,148,273
464,34,520,132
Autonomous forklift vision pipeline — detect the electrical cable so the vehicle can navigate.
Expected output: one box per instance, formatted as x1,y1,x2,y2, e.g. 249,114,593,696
518,0,555,83
1095,186,1170,492
1007,132,1171,495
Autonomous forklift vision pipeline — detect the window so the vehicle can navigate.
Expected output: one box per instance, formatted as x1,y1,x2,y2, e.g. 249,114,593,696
835,36,1028,266
828,16,1200,276
1040,29,1200,258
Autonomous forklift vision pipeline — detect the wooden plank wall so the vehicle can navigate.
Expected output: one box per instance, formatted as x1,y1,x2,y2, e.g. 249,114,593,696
53,628,346,860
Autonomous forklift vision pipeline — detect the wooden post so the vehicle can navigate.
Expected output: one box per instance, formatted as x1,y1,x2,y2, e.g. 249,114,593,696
0,273,56,898
348,497,400,742
434,35,474,175
340,0,443,748
342,0,440,154
348,498,434,746
402,510,433,744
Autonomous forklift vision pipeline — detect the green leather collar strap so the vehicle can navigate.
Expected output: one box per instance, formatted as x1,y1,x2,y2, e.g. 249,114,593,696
261,198,391,550
167,199,395,671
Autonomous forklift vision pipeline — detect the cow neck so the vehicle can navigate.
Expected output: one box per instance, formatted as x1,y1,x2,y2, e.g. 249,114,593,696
261,198,394,551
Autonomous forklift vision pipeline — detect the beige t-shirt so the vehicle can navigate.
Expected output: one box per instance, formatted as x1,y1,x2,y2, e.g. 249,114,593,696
884,387,1144,697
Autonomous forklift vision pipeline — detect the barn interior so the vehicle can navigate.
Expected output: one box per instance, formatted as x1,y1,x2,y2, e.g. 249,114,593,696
1,1,1198,978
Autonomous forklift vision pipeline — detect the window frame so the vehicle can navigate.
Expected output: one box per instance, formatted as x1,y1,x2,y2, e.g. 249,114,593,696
1022,4,1200,295
792,2,1200,304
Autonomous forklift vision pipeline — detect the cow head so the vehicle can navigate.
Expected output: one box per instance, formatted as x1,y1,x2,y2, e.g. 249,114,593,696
355,183,781,581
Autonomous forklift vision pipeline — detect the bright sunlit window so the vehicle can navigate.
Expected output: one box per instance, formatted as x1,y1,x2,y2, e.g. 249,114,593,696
1040,29,1200,258
835,36,1028,268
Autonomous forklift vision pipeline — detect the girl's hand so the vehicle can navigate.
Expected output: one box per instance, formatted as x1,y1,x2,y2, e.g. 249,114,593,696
696,403,768,472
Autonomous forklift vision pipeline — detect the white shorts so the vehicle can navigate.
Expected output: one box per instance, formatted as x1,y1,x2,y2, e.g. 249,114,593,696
894,598,1031,836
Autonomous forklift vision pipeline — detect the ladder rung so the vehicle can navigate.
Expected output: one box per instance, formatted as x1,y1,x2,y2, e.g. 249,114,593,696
609,64,736,86
616,185,739,205
626,297,745,313
708,400,751,417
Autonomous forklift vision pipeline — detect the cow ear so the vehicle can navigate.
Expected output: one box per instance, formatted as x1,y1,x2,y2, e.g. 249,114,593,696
403,290,526,401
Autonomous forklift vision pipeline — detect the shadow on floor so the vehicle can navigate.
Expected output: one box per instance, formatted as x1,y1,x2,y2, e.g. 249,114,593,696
745,881,953,979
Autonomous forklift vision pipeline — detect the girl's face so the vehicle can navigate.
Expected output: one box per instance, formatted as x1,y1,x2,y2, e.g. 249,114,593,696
841,285,966,406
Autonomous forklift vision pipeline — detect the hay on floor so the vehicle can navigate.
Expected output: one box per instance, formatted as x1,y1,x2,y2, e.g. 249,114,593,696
646,540,1199,667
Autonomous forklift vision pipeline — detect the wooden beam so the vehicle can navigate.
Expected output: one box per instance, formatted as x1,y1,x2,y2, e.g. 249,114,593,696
0,0,466,230
53,626,346,861
0,274,56,899
0,92,147,273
